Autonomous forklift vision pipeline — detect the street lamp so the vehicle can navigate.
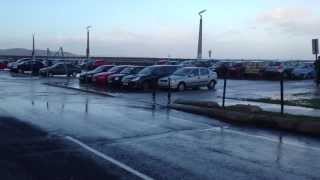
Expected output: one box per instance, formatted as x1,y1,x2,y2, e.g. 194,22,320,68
32,33,35,60
86,26,92,60
197,9,206,59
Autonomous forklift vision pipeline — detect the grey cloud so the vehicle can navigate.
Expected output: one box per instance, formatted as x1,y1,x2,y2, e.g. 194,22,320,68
256,8,320,35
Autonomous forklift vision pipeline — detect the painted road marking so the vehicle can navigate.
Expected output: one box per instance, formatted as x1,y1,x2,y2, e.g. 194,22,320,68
66,136,154,180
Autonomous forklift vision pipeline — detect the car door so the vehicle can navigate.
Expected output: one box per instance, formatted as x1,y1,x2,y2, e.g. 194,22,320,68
55,64,66,75
199,68,210,85
186,69,200,87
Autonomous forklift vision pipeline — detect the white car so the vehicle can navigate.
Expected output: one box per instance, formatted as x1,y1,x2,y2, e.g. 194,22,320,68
158,67,218,91
291,64,316,79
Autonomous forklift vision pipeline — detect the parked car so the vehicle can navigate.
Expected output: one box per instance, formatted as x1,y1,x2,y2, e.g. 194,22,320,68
39,63,81,77
227,62,246,78
121,65,180,90
244,61,266,78
7,58,32,69
179,60,196,67
263,62,284,79
158,60,180,65
92,65,130,86
79,65,114,83
8,58,44,70
291,63,316,79
108,66,145,87
0,60,8,69
158,67,218,91
282,61,300,79
215,61,233,78
10,60,45,75
80,59,110,70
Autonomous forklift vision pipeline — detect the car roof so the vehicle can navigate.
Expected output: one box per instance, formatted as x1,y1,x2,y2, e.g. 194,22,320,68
150,65,181,67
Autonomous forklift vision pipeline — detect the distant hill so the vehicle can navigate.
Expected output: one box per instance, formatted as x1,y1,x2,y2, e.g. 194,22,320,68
0,48,78,57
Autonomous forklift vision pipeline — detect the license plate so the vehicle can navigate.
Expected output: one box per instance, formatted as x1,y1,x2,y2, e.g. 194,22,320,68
123,82,128,86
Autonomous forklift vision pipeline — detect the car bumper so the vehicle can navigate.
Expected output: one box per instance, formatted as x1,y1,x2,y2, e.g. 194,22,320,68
158,80,179,89
108,79,123,86
79,75,93,83
122,81,138,88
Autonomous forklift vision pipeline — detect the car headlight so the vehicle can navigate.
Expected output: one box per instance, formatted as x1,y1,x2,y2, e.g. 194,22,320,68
132,77,140,81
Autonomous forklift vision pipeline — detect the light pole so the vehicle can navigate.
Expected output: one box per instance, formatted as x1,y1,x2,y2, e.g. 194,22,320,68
197,9,206,60
32,33,35,60
86,26,92,60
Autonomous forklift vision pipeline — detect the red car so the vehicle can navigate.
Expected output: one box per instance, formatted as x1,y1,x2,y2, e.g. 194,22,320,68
0,60,8,69
92,65,130,86
227,63,246,78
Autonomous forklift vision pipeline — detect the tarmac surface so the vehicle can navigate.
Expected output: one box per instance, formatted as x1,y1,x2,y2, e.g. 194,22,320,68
0,71,320,180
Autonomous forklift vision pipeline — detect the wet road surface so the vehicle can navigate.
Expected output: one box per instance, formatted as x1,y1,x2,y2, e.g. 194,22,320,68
1,71,320,179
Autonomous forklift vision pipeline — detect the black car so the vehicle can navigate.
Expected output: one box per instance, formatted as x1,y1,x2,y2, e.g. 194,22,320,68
108,66,145,87
122,65,180,90
10,60,45,75
79,65,114,83
40,63,81,77
8,58,32,69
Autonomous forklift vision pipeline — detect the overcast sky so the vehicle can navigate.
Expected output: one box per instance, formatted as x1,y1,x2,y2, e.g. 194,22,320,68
1,0,319,59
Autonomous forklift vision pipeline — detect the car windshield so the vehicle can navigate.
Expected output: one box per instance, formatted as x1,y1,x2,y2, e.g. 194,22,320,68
173,68,194,76
52,63,64,68
108,66,125,73
120,67,134,74
17,59,30,63
92,66,108,73
138,66,156,75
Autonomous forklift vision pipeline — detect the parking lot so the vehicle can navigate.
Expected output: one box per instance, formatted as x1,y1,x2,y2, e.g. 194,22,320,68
1,70,320,179
45,74,320,117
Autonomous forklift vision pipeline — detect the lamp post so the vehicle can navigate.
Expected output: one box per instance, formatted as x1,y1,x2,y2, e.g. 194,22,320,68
32,33,35,60
86,26,92,60
197,9,206,60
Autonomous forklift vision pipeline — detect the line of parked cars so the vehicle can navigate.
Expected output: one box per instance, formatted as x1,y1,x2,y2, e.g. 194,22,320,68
6,58,81,76
5,58,316,91
215,61,316,80
80,64,218,91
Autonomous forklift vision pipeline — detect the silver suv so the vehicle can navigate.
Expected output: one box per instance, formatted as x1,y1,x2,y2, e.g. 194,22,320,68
158,67,218,91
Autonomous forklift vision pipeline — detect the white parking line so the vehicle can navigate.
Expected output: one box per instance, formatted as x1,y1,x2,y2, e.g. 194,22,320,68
66,136,154,180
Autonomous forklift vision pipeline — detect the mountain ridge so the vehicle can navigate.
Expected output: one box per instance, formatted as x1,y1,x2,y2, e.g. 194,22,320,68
0,48,78,56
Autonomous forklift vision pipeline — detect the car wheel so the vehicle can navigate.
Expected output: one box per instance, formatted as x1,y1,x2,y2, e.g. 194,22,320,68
142,81,150,91
177,82,186,91
72,72,77,77
207,80,216,90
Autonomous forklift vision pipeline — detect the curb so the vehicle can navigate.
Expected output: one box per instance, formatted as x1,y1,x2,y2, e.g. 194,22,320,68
43,83,115,97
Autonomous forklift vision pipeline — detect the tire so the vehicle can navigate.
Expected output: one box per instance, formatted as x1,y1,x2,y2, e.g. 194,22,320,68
177,82,186,92
207,80,216,90
142,81,150,91
72,72,77,77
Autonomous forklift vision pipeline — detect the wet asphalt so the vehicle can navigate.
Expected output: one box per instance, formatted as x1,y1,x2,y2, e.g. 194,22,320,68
0,71,320,180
